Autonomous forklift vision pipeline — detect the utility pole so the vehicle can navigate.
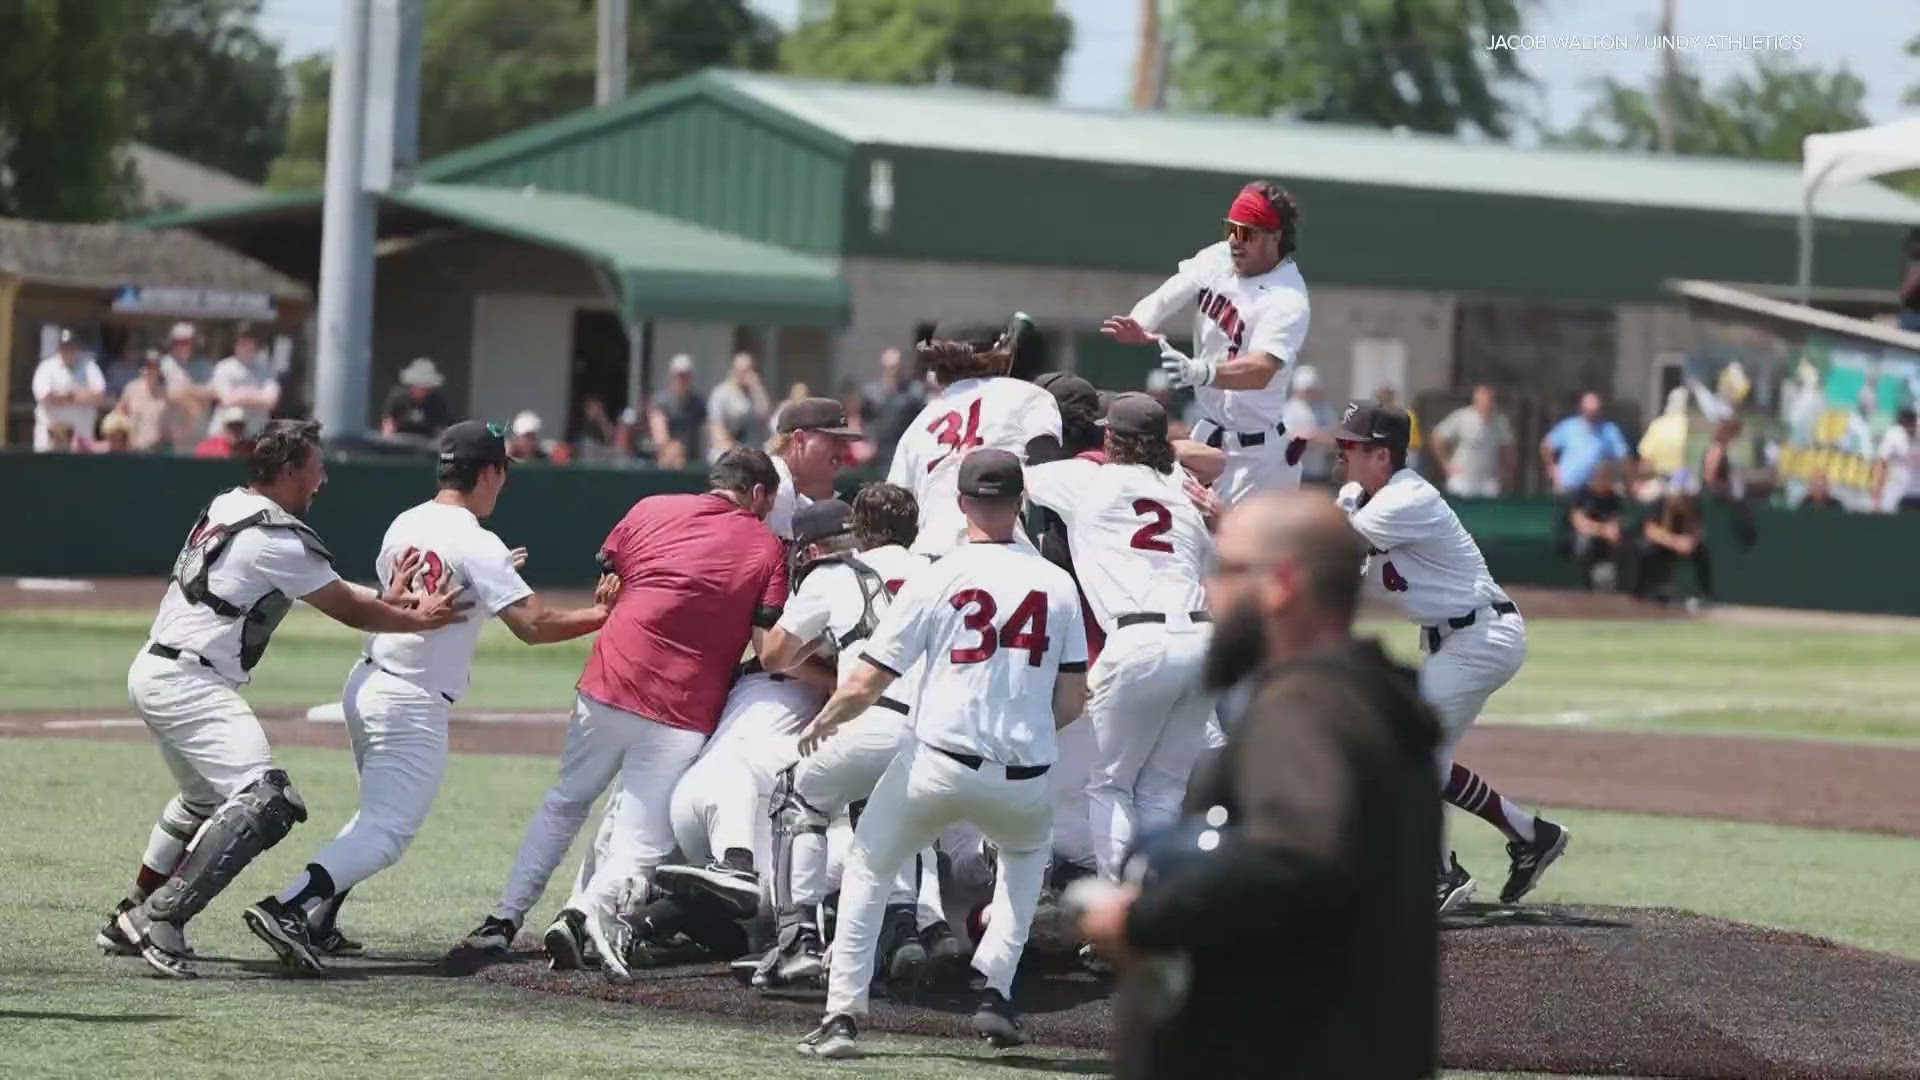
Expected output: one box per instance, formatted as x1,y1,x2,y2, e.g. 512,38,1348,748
1131,0,1166,110
312,0,373,438
597,0,628,106
1654,0,1678,154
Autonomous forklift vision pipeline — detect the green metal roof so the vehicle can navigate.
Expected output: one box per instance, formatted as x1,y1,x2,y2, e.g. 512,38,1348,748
391,184,846,326
708,71,1920,226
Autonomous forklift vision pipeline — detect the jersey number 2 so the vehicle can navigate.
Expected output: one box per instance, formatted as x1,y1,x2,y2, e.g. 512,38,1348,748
1129,498,1175,553
927,399,984,472
949,589,1051,667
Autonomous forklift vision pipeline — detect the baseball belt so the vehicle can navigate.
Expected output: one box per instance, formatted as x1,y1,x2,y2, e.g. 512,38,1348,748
926,743,1049,780
1114,611,1212,629
1423,601,1519,654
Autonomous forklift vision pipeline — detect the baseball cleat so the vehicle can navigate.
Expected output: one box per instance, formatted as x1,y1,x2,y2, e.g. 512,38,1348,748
98,899,140,956
243,896,326,974
312,925,364,956
543,909,587,971
653,862,762,920
1500,818,1571,904
117,906,195,980
582,907,631,985
777,925,826,985
459,915,519,954
1436,853,1477,916
972,988,1027,1049
798,1014,859,1059
886,937,927,984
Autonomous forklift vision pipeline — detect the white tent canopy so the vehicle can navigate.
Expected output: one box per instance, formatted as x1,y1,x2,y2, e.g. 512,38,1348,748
1799,119,1920,303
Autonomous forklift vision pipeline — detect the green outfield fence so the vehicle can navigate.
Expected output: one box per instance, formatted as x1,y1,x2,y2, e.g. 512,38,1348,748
2,452,1913,616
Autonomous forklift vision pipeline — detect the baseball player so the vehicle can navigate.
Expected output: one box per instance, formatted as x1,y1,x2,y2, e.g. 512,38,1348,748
767,397,863,538
745,484,955,988
796,450,1089,1059
1331,401,1569,911
1024,393,1216,884
1102,180,1311,506
101,420,467,979
241,421,619,972
887,317,1063,557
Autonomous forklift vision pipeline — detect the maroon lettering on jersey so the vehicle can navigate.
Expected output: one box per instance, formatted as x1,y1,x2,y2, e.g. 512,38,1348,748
1196,287,1245,359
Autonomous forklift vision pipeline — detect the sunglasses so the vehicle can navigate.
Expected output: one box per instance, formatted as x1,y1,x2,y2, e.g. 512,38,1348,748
1223,222,1275,243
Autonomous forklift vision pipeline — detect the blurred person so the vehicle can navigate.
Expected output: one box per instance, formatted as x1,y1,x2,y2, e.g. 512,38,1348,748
1542,391,1633,495
1702,418,1743,499
648,354,707,467
575,395,617,459
614,396,655,462
1801,472,1844,509
382,358,452,439
1873,406,1918,513
1432,385,1516,498
208,326,280,437
785,382,811,404
120,352,183,452
507,411,547,463
197,407,254,459
101,419,469,979
1567,461,1627,591
861,346,926,465
1623,491,1713,606
708,352,772,461
1076,492,1442,1080
104,338,146,402
1899,227,1920,334
1278,365,1333,483
97,412,135,454
1636,387,1693,486
161,323,218,439
44,422,79,453
32,329,107,451
833,379,877,469
1105,180,1310,507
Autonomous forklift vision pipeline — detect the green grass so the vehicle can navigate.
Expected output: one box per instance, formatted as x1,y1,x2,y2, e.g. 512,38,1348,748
8,606,1920,743
1,737,1915,1078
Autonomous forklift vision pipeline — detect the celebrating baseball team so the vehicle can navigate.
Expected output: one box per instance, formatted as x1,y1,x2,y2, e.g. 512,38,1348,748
99,179,1570,1059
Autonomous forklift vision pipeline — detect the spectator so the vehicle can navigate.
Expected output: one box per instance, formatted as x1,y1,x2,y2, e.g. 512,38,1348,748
1568,460,1626,591
1624,491,1713,606
648,354,707,468
574,394,617,461
1432,384,1517,497
44,421,78,453
508,410,547,462
1899,227,1920,334
1636,387,1692,488
195,407,253,458
160,322,217,440
1874,405,1918,513
207,326,280,436
860,346,925,465
707,351,772,461
1701,418,1742,499
382,357,452,439
1801,472,1844,509
31,329,107,451
103,339,145,402
1542,391,1633,495
96,411,134,454
614,397,655,463
118,352,181,452
1843,389,1877,458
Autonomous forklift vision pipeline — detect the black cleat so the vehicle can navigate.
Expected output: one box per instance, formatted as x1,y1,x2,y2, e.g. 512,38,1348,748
1500,818,1570,904
798,1013,859,1059
972,988,1027,1048
243,896,326,974
543,908,588,971
312,925,364,956
653,862,762,920
458,915,518,954
1437,852,1477,916
97,899,140,956
920,920,963,965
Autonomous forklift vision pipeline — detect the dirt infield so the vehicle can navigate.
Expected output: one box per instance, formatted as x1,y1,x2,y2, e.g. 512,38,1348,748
470,904,1920,1078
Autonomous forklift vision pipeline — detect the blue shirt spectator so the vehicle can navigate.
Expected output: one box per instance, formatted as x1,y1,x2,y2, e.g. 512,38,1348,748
1542,392,1632,493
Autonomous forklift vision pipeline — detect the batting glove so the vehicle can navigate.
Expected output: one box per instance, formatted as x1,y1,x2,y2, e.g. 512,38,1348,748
1156,339,1215,389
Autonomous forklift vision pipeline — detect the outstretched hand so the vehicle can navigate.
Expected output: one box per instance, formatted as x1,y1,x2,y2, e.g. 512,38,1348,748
1100,316,1158,345
407,563,472,629
384,547,423,606
797,713,847,756
593,572,622,609
509,547,528,570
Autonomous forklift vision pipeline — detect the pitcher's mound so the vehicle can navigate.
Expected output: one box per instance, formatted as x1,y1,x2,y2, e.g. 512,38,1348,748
479,905,1920,1077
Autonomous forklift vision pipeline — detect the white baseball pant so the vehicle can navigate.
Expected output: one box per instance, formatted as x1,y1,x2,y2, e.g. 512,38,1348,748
786,705,946,928
128,650,275,814
1049,715,1096,871
668,675,816,871
310,662,448,892
493,693,705,924
1086,622,1215,880
825,742,1051,1017
1420,611,1528,855
1190,420,1304,507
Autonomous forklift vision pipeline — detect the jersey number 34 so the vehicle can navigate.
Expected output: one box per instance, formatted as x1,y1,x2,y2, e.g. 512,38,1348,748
948,589,1050,666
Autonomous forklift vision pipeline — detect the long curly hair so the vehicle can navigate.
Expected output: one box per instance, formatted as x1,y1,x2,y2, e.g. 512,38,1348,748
917,339,1011,387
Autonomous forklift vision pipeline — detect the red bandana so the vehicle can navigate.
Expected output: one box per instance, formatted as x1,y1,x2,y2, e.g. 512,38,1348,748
1225,183,1281,231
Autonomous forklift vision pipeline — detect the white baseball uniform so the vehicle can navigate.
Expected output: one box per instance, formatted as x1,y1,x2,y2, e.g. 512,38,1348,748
130,489,339,818
1343,470,1528,779
1128,242,1312,505
304,501,533,897
772,545,946,927
1025,458,1217,880
822,541,1087,1019
666,671,823,885
886,377,1062,556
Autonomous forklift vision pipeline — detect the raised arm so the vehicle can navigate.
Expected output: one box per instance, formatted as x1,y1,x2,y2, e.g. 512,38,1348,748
496,574,617,644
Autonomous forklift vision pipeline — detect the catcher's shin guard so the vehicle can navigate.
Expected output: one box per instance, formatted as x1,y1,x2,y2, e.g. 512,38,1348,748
146,770,307,924
769,765,831,914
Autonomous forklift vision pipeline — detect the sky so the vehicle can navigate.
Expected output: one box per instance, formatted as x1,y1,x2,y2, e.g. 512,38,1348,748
259,0,1915,138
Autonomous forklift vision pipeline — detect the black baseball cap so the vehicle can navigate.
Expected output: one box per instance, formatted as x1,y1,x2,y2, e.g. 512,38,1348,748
957,448,1024,499
776,397,860,437
1034,371,1100,421
791,499,853,545
440,419,511,466
1099,391,1169,439
1334,401,1412,451
924,320,1003,352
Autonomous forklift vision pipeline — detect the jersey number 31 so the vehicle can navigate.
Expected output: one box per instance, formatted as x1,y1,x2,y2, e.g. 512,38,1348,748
927,399,984,472
949,589,1050,666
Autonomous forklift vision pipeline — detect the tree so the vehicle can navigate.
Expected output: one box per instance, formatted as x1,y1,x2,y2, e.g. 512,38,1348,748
1166,0,1532,138
122,0,288,183
0,0,131,221
1558,55,1870,162
780,0,1072,98
267,0,781,190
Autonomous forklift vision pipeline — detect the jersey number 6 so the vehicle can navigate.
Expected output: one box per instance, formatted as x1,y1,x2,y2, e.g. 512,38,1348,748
949,589,1051,667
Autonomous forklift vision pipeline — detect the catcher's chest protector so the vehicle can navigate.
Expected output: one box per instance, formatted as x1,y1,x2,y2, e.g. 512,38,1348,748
828,553,889,650
171,493,335,671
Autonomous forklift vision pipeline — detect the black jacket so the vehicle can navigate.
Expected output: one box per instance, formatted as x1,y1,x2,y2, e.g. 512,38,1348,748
1119,639,1444,1080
